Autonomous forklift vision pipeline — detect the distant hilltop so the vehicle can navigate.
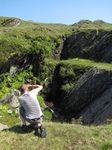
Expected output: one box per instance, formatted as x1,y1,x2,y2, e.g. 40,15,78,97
0,16,112,26
72,19,112,28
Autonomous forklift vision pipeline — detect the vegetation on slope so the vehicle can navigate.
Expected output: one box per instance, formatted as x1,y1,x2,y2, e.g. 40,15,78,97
0,16,112,149
48,58,112,105
0,16,112,65
1,57,112,100
1,122,112,150
60,58,112,71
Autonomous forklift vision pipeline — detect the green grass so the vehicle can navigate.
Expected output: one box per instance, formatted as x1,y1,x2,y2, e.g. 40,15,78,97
61,58,112,71
1,99,112,150
45,58,59,65
0,17,72,64
0,16,112,65
1,122,112,150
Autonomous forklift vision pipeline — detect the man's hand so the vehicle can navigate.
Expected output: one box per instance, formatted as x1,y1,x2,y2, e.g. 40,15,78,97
27,84,43,92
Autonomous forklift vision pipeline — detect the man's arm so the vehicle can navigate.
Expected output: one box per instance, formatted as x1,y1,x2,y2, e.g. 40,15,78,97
27,84,43,92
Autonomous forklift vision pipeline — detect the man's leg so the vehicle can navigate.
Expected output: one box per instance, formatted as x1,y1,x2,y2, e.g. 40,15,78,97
20,114,26,125
19,107,27,132
33,123,41,136
32,118,46,138
33,124,46,138
19,106,26,125
33,123,41,128
40,124,46,138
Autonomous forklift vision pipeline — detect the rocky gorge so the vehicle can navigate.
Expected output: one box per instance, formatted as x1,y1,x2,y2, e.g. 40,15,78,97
49,28,112,125
0,17,112,125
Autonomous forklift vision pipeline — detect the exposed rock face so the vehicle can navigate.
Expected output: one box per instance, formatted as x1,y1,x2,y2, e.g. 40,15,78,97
0,89,20,108
0,54,32,74
0,53,40,76
61,30,112,63
9,65,18,76
53,68,112,125
79,86,112,124
2,19,21,27
49,64,86,105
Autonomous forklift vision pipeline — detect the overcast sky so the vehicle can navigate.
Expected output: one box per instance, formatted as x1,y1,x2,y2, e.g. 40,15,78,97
0,0,112,25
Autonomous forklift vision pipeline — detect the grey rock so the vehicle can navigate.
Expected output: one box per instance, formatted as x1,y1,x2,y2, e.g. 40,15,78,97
12,89,21,96
9,94,20,108
9,65,18,76
0,93,20,108
54,68,112,125
7,109,13,114
0,93,11,103
79,86,112,125
0,123,9,131
10,20,20,26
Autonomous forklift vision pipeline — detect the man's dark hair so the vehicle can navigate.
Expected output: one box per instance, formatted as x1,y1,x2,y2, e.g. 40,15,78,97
20,84,28,94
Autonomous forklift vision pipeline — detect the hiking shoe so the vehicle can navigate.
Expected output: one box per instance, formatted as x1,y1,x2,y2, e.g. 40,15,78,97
22,125,27,132
40,125,46,138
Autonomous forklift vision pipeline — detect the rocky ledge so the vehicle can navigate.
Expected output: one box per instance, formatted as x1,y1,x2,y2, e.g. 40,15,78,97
53,68,112,125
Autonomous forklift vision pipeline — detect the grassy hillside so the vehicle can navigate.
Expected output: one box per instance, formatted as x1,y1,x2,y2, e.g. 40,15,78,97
1,121,112,150
0,17,72,65
0,16,112,64
1,16,112,150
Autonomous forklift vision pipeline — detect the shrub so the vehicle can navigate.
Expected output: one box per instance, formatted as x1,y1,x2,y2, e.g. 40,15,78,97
37,95,45,107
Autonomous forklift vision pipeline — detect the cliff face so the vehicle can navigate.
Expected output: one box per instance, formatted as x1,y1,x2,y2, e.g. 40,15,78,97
49,63,87,105
61,30,112,63
50,65,112,124
50,29,112,125
59,68,112,124
0,53,44,76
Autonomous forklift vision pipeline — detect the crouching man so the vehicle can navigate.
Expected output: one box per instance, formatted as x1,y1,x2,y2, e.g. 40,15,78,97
18,84,46,138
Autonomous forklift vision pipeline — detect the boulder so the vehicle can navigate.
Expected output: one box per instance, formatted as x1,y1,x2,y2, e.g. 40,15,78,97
56,68,112,124
0,89,20,108
9,65,18,76
11,89,21,96
7,109,13,114
0,123,9,131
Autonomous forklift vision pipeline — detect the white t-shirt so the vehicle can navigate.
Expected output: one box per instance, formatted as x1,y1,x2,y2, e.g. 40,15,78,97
18,89,43,119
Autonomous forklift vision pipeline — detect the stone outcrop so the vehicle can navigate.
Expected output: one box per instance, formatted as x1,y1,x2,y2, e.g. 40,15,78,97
0,53,43,76
0,123,9,131
48,63,86,105
2,18,21,27
0,89,20,108
52,68,112,125
0,54,32,74
61,30,112,63
78,86,112,124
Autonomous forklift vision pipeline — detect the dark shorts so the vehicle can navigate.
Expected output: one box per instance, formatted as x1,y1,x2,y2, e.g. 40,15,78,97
19,106,42,125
